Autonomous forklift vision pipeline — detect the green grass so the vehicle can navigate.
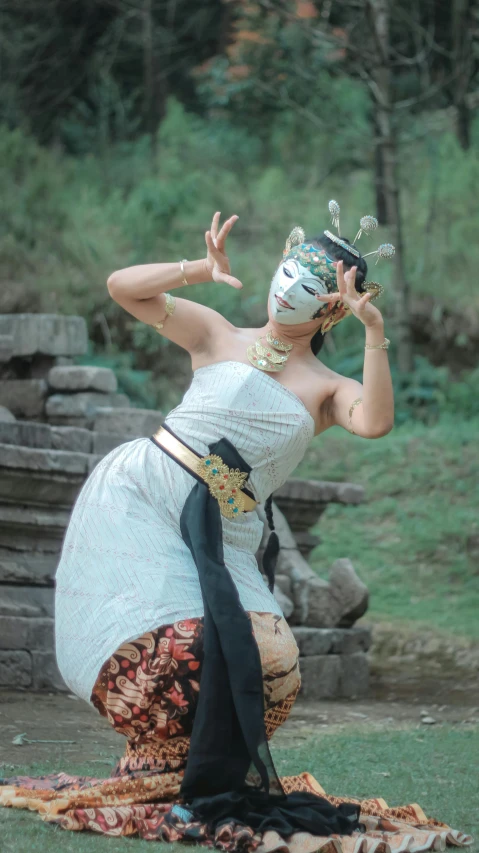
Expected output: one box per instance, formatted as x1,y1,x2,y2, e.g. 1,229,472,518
298,414,479,639
1,727,477,851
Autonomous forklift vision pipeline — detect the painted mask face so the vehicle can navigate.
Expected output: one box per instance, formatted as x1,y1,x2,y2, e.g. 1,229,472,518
269,246,340,326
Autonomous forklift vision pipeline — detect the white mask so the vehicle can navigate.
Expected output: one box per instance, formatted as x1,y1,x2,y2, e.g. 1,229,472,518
269,257,331,326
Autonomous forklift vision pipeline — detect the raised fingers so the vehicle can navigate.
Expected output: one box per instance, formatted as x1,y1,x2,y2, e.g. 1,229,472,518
336,260,347,297
216,214,238,251
344,265,358,297
210,211,221,245
205,229,223,261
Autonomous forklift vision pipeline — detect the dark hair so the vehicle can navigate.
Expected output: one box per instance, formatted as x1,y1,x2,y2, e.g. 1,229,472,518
307,232,368,356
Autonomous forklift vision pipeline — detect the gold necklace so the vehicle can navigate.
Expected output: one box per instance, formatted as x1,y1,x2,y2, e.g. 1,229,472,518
247,330,293,373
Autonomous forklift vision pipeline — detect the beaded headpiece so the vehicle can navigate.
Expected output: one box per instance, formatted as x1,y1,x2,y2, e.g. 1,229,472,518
281,200,395,332
326,199,395,265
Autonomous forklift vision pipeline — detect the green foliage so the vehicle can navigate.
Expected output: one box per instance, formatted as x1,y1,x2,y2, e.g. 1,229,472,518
298,414,479,638
0,96,478,414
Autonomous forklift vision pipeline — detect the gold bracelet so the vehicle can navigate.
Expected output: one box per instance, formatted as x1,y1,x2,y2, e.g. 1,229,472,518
347,397,362,434
180,259,189,286
365,337,390,350
152,293,176,332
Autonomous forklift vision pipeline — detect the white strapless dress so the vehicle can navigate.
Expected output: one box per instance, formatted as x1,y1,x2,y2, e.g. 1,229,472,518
55,361,315,701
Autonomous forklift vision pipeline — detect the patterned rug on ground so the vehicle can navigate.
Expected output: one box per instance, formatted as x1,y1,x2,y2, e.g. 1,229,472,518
0,769,473,852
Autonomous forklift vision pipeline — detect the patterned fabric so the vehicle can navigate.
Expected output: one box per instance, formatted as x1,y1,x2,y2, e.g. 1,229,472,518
55,361,314,701
0,614,472,851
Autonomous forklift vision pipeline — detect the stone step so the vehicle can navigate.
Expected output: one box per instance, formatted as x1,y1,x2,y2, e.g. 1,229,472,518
0,406,15,423
0,548,57,585
0,335,13,363
45,391,130,428
292,625,372,656
274,478,365,533
0,585,54,617
0,505,70,551
0,615,54,650
0,378,47,419
0,444,92,507
94,407,164,437
0,649,67,691
48,365,117,394
298,651,369,700
0,314,88,358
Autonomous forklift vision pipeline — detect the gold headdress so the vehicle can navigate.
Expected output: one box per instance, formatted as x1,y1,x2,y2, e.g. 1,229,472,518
326,198,395,268
280,200,394,333
283,199,394,306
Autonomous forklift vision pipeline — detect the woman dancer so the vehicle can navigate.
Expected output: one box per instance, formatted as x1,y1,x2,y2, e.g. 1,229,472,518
1,205,471,851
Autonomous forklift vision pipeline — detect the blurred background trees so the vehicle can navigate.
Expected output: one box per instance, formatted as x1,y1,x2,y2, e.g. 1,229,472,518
0,0,478,416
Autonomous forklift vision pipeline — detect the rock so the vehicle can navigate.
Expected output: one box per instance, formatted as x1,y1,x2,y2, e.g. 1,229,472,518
338,652,369,698
94,407,164,437
31,651,68,691
0,314,88,357
48,365,118,394
292,530,322,559
46,392,130,426
0,379,47,418
0,405,15,422
50,425,92,454
274,586,294,619
274,573,292,599
0,651,32,687
0,549,57,585
92,431,132,455
0,334,13,362
298,655,341,700
329,559,369,628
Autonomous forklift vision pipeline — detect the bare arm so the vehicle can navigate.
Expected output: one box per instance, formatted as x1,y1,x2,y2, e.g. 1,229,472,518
317,262,394,439
107,213,242,356
331,320,394,438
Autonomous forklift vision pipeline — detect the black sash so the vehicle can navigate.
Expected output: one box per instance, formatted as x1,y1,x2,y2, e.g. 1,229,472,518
155,431,361,836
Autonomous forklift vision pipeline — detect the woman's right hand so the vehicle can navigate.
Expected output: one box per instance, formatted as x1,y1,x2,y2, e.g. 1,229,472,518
205,212,243,289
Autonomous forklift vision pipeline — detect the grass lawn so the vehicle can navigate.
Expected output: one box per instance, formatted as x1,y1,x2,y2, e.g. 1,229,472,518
1,725,477,852
298,414,479,639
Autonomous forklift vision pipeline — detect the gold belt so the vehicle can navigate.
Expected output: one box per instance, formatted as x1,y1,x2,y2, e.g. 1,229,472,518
152,426,257,519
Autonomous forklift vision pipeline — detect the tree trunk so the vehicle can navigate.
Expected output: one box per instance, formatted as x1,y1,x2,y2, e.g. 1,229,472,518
366,0,413,374
451,0,474,151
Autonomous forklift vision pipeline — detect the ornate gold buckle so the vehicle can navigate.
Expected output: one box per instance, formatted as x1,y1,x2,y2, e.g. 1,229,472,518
198,454,248,518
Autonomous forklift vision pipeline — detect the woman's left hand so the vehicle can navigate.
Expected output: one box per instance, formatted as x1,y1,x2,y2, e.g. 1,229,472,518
315,261,383,328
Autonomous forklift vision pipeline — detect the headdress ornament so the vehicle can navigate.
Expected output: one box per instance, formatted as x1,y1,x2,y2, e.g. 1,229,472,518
280,199,394,333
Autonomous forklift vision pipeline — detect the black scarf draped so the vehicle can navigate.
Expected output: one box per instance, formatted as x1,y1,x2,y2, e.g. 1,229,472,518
153,428,361,837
